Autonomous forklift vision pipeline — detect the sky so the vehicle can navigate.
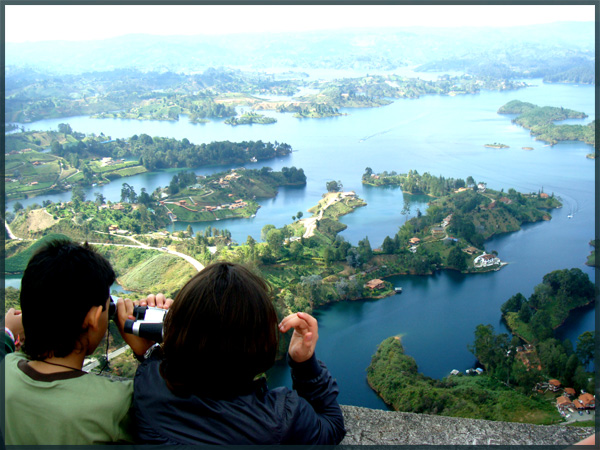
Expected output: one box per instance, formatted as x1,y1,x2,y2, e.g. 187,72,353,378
4,4,595,43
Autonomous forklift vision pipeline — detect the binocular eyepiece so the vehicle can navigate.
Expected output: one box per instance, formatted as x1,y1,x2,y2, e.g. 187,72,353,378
109,296,167,343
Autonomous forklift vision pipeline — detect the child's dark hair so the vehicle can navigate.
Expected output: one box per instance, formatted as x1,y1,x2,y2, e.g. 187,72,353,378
20,238,116,360
160,262,279,397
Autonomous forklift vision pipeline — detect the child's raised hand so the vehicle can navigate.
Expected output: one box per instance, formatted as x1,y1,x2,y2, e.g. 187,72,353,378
279,312,319,363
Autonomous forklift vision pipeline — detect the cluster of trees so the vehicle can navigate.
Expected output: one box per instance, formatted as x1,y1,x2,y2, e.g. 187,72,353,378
187,98,236,121
398,170,474,197
502,268,595,342
498,100,594,147
49,131,294,172
471,268,595,393
168,171,197,195
470,324,594,395
367,336,560,423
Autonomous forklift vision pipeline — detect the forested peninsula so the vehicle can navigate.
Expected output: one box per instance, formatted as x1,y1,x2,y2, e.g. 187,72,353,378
5,128,292,200
498,100,596,150
367,268,595,425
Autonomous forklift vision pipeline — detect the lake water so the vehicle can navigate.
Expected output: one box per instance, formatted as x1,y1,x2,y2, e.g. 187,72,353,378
7,78,595,410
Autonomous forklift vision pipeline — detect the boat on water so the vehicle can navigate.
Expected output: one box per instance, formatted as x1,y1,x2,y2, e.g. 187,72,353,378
568,214,573,219
395,287,403,293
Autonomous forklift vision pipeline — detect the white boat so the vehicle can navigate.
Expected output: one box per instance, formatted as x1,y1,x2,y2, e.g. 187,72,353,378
567,214,573,219
394,287,403,293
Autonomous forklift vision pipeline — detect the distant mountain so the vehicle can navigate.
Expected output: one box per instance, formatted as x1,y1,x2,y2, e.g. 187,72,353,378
6,22,594,80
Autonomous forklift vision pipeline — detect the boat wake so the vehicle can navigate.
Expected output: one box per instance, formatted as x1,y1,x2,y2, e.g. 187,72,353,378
359,113,428,143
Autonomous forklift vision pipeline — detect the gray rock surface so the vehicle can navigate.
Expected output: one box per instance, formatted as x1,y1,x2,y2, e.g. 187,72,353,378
340,405,595,446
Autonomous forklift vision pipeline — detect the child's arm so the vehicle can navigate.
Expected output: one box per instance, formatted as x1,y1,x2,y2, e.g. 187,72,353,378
279,313,346,444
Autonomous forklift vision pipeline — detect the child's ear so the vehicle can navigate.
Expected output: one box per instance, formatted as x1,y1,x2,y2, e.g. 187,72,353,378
83,305,103,331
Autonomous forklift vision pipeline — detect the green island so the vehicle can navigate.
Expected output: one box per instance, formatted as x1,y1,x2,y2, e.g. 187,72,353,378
367,268,595,425
484,143,509,149
159,166,306,222
498,100,596,150
6,68,530,123
585,240,596,267
362,169,560,273
4,128,292,199
224,112,277,126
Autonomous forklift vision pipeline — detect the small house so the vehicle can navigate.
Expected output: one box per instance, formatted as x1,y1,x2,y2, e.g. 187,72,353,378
409,237,421,245
556,396,574,411
540,192,549,199
564,387,576,398
577,393,595,409
108,225,118,232
431,226,445,236
548,379,562,392
365,279,385,290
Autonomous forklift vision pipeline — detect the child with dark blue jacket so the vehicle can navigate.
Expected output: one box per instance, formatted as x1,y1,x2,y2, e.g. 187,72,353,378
132,261,346,444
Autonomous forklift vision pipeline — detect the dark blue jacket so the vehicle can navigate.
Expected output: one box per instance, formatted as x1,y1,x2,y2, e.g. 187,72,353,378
132,352,346,445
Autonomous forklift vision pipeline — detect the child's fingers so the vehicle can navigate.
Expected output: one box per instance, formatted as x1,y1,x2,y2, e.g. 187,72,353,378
279,313,310,334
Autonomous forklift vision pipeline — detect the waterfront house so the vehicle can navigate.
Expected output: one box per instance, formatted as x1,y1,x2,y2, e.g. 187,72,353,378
548,379,562,392
473,253,500,268
365,279,385,290
477,183,486,192
540,192,549,199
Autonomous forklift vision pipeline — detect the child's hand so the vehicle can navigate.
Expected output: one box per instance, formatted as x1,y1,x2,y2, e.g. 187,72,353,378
279,312,319,363
4,309,24,348
137,293,173,309
115,298,155,357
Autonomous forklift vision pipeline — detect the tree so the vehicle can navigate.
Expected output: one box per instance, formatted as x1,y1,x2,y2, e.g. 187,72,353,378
326,180,343,192
261,224,276,242
71,185,86,203
94,192,106,206
529,310,553,342
501,293,525,314
58,123,73,135
382,236,396,254
13,202,23,213
401,198,411,222
186,225,194,237
296,211,303,219
346,248,361,268
466,176,475,187
357,237,372,263
138,188,152,206
517,302,532,323
447,246,467,271
468,324,496,370
576,331,594,369
266,229,284,255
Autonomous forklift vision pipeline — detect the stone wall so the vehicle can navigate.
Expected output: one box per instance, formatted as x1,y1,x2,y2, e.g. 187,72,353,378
340,405,595,446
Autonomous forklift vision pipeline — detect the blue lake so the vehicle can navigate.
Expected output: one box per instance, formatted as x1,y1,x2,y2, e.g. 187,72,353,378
7,78,595,409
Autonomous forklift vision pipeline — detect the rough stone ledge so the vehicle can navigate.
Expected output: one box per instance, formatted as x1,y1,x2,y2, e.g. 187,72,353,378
340,405,595,446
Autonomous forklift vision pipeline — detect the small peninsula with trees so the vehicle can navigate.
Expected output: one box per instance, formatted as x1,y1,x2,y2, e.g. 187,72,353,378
367,268,595,425
498,100,596,151
4,127,293,200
